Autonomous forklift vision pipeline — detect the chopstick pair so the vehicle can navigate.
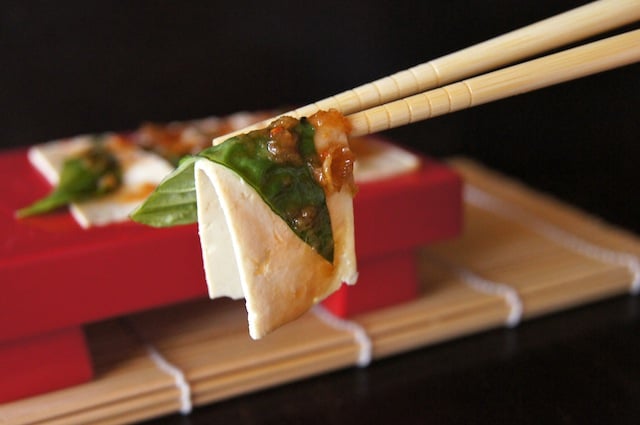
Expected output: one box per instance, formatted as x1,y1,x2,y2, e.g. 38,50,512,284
212,0,640,143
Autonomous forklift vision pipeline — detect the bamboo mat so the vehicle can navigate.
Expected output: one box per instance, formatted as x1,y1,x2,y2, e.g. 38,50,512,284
2,158,639,425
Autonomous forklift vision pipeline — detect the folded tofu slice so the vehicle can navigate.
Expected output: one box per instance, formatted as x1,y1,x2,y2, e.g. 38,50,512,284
195,159,358,339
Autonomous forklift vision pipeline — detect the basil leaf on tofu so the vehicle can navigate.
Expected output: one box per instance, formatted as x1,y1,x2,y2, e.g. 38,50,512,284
17,143,122,218
129,156,198,227
198,120,334,262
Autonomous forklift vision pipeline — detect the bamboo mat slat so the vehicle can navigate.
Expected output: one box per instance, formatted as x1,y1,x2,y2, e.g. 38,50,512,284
1,158,638,425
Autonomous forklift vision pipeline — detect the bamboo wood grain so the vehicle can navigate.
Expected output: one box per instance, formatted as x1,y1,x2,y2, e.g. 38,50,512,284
190,344,358,406
37,389,179,425
212,0,640,144
90,402,181,425
450,158,640,255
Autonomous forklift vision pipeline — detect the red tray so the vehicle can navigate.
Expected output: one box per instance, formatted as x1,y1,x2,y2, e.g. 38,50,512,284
0,146,462,402
0,327,92,403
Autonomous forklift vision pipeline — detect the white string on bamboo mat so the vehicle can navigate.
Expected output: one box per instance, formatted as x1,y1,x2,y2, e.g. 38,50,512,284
144,345,192,415
454,262,522,327
311,305,372,367
427,255,524,328
464,184,640,296
121,319,193,415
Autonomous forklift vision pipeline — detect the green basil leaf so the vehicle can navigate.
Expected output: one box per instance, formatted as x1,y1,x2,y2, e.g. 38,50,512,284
296,118,317,161
17,143,122,218
129,156,198,227
16,189,74,218
198,122,334,263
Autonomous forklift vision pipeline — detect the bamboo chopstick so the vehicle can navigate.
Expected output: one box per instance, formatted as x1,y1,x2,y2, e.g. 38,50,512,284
211,0,640,144
347,29,640,137
297,0,640,118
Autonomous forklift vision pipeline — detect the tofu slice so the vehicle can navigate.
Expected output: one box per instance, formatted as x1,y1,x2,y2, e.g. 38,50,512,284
195,159,358,339
28,135,174,228
351,137,420,183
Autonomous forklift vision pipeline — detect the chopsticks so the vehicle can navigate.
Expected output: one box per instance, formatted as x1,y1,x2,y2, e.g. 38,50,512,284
348,28,640,137
212,0,640,143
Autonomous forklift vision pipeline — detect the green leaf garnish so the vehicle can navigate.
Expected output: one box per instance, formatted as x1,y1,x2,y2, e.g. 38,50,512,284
17,143,122,218
129,156,199,227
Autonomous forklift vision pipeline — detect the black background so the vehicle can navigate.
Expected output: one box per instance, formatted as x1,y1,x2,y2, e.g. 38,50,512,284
2,0,639,232
2,2,639,423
